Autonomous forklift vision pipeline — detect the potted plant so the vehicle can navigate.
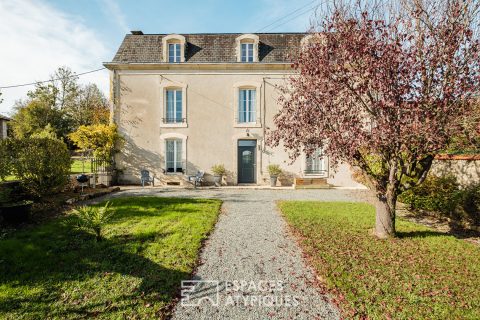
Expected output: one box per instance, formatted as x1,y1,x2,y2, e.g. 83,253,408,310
211,164,226,186
267,164,282,187
0,186,33,224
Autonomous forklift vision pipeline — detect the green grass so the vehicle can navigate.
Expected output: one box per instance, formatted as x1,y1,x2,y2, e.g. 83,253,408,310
1,160,92,181
279,201,480,320
70,159,92,174
0,197,222,319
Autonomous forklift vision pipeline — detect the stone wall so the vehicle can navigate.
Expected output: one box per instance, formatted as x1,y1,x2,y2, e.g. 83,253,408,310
431,155,480,186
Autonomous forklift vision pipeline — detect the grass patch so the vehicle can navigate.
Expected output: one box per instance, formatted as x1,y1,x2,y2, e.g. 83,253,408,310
279,201,480,319
0,197,222,319
70,159,92,174
1,160,91,182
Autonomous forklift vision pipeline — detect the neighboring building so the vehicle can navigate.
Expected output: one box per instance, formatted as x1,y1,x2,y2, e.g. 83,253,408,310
0,115,10,139
104,31,363,187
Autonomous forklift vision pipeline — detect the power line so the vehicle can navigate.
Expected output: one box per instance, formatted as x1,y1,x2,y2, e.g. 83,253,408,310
262,2,323,33
0,67,106,90
256,0,319,32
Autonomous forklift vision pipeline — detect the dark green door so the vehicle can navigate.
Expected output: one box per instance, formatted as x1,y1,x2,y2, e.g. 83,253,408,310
237,140,256,183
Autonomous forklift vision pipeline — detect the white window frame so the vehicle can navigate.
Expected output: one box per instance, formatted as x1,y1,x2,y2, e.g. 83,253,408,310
168,43,181,63
235,34,259,62
162,34,186,63
165,88,183,123
233,82,262,128
241,43,254,62
161,133,188,175
165,139,183,174
160,82,188,128
304,148,328,176
238,89,256,123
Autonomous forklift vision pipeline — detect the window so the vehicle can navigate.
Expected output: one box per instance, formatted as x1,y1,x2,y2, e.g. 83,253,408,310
241,43,254,62
168,43,181,62
305,148,325,174
165,89,183,123
165,139,183,173
238,89,256,123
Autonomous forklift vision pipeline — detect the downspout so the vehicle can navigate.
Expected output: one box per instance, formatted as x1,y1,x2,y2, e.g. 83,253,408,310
261,77,267,176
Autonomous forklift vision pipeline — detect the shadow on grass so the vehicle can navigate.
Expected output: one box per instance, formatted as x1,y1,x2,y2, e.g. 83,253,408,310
0,223,188,317
396,230,449,238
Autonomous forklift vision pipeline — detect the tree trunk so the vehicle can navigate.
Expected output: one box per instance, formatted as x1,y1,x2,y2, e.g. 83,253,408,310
375,190,397,239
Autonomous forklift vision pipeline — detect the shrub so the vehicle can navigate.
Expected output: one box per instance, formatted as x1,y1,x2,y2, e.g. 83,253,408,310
211,164,226,176
399,175,480,224
0,139,14,180
267,164,282,176
68,201,115,241
7,137,71,197
399,175,461,215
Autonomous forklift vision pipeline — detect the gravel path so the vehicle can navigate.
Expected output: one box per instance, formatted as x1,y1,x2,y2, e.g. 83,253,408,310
91,187,368,319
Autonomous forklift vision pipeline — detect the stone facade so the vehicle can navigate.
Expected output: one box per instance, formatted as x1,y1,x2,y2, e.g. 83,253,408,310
105,32,364,188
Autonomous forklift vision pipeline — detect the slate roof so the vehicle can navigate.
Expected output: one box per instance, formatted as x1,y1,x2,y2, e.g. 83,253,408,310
109,33,306,64
0,115,10,121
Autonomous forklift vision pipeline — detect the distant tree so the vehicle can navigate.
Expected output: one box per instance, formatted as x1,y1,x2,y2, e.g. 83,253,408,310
10,67,110,142
268,0,480,238
10,100,70,139
73,84,110,126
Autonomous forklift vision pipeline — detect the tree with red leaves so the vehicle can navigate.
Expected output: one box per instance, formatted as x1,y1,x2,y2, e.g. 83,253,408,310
268,0,480,238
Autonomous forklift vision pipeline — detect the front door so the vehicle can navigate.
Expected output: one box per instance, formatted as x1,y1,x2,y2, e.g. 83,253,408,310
237,140,256,183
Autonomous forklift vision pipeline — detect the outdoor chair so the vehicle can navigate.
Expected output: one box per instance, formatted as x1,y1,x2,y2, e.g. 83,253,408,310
140,170,155,187
187,171,205,188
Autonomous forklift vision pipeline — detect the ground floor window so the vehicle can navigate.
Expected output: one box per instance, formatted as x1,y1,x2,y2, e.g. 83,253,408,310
305,148,325,175
165,139,183,173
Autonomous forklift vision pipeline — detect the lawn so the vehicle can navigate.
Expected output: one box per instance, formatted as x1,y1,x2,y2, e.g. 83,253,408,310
0,197,222,319
279,201,480,320
1,159,92,181
70,159,92,174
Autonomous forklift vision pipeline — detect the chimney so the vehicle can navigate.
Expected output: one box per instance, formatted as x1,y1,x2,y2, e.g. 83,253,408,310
131,30,144,35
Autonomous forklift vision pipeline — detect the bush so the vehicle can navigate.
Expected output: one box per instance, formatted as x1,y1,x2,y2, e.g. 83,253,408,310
68,201,115,241
4,137,71,197
267,164,282,176
399,175,480,225
211,164,226,176
68,124,121,160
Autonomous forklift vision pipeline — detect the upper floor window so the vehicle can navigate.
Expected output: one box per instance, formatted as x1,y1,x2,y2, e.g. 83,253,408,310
165,89,183,123
238,89,256,123
162,34,186,63
165,139,183,173
168,43,181,62
236,34,259,63
305,148,326,175
241,43,254,62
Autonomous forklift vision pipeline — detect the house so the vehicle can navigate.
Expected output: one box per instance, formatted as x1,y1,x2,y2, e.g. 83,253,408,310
104,32,363,187
0,115,9,139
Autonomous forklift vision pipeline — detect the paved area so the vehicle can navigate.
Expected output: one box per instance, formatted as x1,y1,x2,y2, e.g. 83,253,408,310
92,187,369,320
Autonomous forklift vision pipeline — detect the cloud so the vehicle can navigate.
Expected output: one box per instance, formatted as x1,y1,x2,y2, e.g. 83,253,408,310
0,0,110,115
99,0,129,33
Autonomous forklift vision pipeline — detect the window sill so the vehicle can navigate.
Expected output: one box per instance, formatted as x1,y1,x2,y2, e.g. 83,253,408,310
234,122,262,128
303,173,328,178
164,172,184,175
160,123,188,128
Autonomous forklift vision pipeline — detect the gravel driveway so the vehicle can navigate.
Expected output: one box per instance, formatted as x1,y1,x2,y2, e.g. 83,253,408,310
93,187,368,319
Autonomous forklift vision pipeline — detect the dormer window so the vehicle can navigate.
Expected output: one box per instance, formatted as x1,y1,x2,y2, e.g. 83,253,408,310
168,43,181,62
162,34,186,63
236,34,259,63
241,42,254,62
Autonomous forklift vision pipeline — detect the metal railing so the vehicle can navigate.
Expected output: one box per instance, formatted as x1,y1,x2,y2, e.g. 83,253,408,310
162,117,186,124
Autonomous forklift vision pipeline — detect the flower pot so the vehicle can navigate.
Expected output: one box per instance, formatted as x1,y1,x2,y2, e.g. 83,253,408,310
213,175,222,186
270,176,278,187
0,200,33,224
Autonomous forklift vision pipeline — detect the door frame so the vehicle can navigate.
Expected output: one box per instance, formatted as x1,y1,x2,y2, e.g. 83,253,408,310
235,139,258,184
